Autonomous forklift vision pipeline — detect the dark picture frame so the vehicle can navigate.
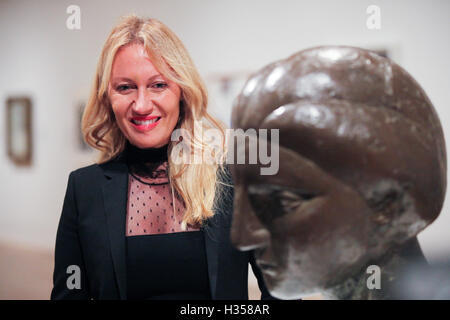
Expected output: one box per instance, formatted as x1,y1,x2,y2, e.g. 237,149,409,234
6,96,33,166
77,102,91,151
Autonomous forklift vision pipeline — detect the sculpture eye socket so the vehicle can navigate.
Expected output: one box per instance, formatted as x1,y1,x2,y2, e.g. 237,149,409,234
247,184,316,222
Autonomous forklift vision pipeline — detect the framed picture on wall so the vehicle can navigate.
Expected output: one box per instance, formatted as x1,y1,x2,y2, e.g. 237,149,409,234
77,102,90,151
6,96,33,166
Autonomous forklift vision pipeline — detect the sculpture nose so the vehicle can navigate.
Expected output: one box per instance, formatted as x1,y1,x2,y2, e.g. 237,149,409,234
230,185,271,251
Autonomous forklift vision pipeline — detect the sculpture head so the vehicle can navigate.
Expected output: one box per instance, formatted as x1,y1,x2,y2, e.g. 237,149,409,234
230,46,446,299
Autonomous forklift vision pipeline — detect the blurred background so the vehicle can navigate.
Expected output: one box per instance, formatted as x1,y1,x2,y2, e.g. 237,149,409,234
1,0,449,299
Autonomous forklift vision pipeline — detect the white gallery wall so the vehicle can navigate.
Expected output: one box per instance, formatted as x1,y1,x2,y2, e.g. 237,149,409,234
0,0,449,261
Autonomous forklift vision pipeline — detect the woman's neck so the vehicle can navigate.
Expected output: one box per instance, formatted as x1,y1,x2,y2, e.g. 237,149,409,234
125,141,169,178
126,141,168,161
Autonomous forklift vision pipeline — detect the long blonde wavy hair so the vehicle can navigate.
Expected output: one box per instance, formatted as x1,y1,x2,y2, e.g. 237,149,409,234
82,14,229,228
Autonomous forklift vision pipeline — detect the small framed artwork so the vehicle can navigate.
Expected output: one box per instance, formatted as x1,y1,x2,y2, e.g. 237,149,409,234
77,102,90,151
6,96,33,166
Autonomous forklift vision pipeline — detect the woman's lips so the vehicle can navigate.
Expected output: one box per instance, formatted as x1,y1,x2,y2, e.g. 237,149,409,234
130,117,161,132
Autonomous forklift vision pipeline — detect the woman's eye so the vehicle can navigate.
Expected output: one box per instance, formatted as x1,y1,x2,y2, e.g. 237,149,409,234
116,84,134,92
152,82,168,89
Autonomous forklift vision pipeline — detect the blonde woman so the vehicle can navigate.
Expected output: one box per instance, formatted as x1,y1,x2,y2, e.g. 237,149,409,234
51,15,272,300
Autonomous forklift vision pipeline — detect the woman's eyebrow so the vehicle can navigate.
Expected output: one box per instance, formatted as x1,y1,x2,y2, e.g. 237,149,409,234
111,75,164,83
111,77,133,82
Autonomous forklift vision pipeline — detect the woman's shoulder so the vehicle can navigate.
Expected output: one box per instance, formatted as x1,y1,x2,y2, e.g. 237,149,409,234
68,159,120,187
70,163,102,179
71,152,126,179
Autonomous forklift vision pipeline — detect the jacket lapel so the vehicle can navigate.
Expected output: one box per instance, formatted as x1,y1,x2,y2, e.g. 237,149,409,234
101,154,129,300
203,224,220,299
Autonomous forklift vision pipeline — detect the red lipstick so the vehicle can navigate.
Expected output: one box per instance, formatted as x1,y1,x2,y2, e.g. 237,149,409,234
130,116,161,132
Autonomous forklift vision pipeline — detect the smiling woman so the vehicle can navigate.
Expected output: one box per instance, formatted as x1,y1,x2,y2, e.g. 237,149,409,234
108,43,181,149
81,15,225,228
51,14,274,300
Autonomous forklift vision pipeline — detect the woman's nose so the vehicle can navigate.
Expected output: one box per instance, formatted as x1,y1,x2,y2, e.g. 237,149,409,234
132,88,154,114
230,185,271,251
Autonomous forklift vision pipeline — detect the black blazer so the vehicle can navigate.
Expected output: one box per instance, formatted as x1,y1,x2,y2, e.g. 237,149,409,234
51,151,272,300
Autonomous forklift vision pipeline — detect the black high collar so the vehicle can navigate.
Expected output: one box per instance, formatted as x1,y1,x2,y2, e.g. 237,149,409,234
125,141,168,162
125,141,168,178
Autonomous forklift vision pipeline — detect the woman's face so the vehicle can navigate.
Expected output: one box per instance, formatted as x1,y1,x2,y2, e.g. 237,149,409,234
108,43,181,149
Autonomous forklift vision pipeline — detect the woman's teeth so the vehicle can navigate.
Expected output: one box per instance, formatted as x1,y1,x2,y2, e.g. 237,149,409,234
132,118,160,125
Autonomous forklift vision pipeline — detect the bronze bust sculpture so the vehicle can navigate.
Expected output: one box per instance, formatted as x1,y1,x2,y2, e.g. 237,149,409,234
229,46,447,299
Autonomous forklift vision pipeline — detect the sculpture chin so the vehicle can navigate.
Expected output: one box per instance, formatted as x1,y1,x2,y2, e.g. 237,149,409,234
261,268,324,300
260,252,366,300
265,277,322,300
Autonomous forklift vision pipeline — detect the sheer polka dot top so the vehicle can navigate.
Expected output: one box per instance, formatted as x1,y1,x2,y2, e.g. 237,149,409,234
126,161,200,236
